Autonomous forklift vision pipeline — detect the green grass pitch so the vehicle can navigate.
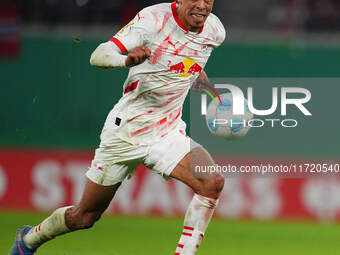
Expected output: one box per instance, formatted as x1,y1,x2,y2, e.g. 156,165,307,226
2,211,340,255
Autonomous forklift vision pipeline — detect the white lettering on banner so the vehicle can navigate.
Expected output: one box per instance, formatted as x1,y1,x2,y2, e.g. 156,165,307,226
173,181,192,213
217,179,281,219
32,161,65,211
0,165,7,199
66,163,88,204
302,179,340,221
249,179,281,219
109,177,135,214
202,85,312,116
138,173,173,215
217,179,246,218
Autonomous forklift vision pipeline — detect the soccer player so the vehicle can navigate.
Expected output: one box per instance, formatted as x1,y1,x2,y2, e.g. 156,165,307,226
10,0,225,254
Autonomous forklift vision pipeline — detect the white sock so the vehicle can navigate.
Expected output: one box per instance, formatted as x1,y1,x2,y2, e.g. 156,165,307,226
23,206,73,249
175,194,219,255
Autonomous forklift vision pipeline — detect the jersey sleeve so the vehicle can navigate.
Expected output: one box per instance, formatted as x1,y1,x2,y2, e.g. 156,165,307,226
208,14,226,48
109,8,156,54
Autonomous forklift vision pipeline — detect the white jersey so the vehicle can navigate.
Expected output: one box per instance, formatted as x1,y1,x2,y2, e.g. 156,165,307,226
108,1,226,145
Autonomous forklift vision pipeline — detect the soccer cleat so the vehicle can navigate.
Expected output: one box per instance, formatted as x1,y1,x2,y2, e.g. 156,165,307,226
9,226,37,255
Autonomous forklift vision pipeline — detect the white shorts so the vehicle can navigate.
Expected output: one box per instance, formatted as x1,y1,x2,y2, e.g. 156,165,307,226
86,127,201,186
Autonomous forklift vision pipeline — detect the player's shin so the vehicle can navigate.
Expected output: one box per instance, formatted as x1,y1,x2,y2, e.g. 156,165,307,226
23,206,73,249
175,194,218,255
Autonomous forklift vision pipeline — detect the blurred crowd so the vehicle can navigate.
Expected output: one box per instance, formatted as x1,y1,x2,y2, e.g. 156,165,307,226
1,0,340,32
268,0,340,32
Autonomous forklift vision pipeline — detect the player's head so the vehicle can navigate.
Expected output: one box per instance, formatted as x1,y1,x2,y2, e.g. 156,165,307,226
176,0,214,32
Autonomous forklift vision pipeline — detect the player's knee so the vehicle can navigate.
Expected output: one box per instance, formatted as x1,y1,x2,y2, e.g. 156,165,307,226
195,174,224,199
215,174,225,192
80,212,101,229
67,207,102,230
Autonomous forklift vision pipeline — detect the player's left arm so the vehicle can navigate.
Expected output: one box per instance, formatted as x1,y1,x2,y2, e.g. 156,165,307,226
192,70,210,92
193,15,226,92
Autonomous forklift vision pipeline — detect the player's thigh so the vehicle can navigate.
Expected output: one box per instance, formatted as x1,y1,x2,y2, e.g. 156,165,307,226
86,126,147,186
66,179,120,229
170,146,224,199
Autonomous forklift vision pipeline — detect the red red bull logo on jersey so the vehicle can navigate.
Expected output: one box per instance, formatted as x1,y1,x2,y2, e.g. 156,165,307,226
166,58,202,78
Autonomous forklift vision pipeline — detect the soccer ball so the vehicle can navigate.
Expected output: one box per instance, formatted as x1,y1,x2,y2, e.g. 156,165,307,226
205,93,253,140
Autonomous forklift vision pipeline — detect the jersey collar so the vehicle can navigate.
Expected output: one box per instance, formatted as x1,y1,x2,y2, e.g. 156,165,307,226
171,1,204,34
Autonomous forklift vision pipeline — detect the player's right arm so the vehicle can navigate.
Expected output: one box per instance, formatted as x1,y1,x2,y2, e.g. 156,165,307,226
90,8,155,69
90,43,151,69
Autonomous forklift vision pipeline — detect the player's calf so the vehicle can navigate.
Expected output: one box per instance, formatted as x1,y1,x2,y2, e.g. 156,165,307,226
65,206,103,230
172,147,225,254
22,206,72,250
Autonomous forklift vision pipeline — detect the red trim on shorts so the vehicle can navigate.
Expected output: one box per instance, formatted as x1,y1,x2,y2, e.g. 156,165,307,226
124,80,139,94
109,37,128,54
171,1,204,34
177,244,184,248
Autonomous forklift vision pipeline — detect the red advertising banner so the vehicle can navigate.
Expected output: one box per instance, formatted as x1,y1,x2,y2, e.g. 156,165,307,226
0,149,339,221
0,3,20,58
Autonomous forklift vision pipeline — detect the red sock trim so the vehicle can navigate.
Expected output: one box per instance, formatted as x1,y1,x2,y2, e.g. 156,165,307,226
183,226,194,231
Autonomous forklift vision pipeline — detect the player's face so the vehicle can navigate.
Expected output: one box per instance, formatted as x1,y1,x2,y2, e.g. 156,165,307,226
177,0,214,32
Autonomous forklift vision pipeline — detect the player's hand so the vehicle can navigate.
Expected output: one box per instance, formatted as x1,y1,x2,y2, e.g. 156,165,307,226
193,70,209,92
125,46,151,68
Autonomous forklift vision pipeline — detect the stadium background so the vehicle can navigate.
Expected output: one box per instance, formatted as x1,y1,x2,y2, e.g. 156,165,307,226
1,0,340,254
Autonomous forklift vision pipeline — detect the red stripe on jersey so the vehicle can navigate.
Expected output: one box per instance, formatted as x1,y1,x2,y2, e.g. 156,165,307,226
158,12,172,33
177,244,184,248
109,37,127,54
124,80,139,94
167,109,181,126
183,226,194,231
130,117,167,137
174,42,189,56
127,95,178,123
155,107,181,137
175,253,180,255
182,232,192,236
171,2,188,32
